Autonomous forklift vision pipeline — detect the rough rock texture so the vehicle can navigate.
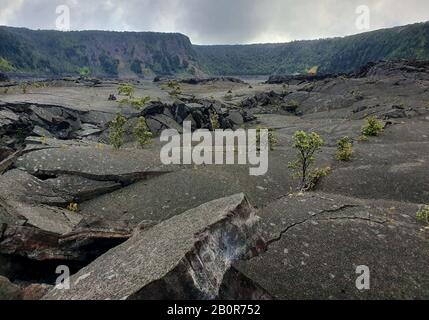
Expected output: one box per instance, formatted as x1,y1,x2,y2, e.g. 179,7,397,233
234,192,429,299
0,275,22,300
0,217,137,263
45,175,122,202
22,283,52,300
351,60,429,80
0,201,82,235
0,225,66,260
77,149,334,224
0,149,26,174
56,217,137,262
15,145,171,184
142,99,254,132
218,267,273,300
319,141,429,203
240,91,303,115
43,194,262,300
0,197,25,226
0,169,73,206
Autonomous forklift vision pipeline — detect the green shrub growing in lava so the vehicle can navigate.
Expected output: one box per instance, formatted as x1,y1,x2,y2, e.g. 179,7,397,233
119,96,151,110
288,131,325,190
118,83,135,97
134,117,153,147
79,67,91,79
335,136,353,161
362,116,383,137
416,205,429,225
108,113,127,149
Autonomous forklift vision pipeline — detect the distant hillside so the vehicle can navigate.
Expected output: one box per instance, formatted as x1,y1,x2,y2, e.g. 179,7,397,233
0,27,201,77
0,22,428,78
194,22,429,75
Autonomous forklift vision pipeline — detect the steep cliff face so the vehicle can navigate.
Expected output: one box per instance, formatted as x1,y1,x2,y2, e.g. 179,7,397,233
0,27,201,77
1,22,428,78
195,21,429,75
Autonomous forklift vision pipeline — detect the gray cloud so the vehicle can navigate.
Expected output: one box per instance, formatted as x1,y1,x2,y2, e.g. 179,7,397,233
0,0,428,44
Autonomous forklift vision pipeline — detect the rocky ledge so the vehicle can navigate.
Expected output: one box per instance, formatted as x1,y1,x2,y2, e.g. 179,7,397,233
43,194,263,300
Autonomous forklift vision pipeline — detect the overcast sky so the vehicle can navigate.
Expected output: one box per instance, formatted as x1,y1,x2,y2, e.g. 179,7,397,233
1,0,428,44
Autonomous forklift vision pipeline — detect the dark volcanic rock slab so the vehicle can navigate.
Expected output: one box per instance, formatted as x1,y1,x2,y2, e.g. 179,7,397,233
0,225,67,261
0,216,138,264
79,148,333,223
218,267,273,300
146,114,184,135
15,145,172,184
45,174,121,202
0,169,84,234
234,192,429,299
56,217,139,262
0,169,73,205
43,194,262,300
318,141,429,203
0,221,133,263
3,202,82,235
0,197,25,226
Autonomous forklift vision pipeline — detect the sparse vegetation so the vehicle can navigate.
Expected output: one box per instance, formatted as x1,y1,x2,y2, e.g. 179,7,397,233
67,202,79,212
416,205,429,225
358,135,369,142
0,57,15,72
79,66,91,79
20,83,28,94
32,82,48,89
39,135,47,145
306,66,319,75
108,113,127,149
351,90,364,100
1,23,429,301
195,23,429,76
335,136,353,161
256,126,277,151
118,84,135,97
119,96,151,110
362,116,384,137
166,80,177,89
209,111,220,130
284,100,299,112
288,131,325,190
307,166,331,190
134,117,153,147
116,83,151,109
166,80,182,97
